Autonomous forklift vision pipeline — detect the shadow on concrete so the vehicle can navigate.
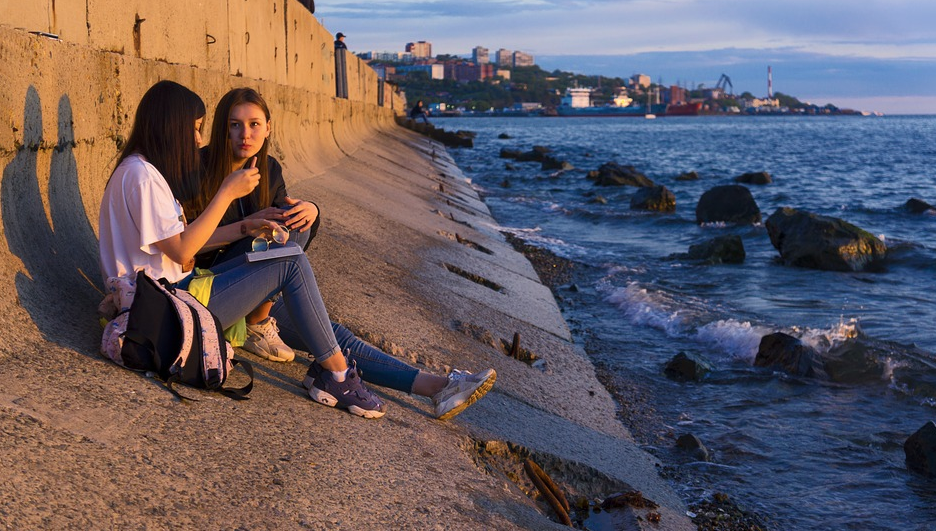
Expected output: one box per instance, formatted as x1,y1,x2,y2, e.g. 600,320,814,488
1,86,103,355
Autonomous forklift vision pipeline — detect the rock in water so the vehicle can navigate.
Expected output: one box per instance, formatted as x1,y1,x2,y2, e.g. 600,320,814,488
754,332,825,378
765,207,886,272
686,235,745,264
664,352,711,382
589,162,655,187
695,185,761,224
734,171,772,185
905,421,936,478
630,185,675,212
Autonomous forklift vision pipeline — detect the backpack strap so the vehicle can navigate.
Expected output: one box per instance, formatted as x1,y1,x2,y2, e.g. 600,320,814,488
164,358,254,401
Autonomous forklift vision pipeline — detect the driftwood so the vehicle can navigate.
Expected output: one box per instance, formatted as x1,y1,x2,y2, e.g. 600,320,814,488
524,459,571,525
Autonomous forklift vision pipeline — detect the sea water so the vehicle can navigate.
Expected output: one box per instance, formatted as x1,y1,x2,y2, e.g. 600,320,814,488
439,115,936,530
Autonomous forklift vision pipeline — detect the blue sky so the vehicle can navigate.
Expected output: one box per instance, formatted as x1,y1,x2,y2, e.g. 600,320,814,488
316,1,936,114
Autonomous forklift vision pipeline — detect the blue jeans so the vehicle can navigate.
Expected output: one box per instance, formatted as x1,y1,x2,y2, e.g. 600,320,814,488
198,245,420,394
203,253,341,364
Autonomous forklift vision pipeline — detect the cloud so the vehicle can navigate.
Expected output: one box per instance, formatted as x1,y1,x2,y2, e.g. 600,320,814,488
316,0,936,112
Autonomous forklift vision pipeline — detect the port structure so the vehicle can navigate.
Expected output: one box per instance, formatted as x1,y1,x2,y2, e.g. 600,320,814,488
716,73,733,96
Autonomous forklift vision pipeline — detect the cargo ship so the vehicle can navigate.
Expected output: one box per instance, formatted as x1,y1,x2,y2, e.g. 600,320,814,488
663,101,703,116
556,87,674,117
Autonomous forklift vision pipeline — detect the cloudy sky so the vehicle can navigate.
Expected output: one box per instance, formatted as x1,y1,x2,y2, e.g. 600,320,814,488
315,0,936,114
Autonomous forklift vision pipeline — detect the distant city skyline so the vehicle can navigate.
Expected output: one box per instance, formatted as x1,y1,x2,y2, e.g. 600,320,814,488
316,0,936,115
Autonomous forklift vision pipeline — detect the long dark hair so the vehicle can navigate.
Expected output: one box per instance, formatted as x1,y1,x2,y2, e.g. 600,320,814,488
198,87,272,218
118,80,205,207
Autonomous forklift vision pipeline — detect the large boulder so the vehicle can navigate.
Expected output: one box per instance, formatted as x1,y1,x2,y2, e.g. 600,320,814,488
695,185,761,224
765,207,887,272
630,185,675,212
734,171,772,185
905,421,936,478
754,332,825,378
686,235,745,264
588,162,655,187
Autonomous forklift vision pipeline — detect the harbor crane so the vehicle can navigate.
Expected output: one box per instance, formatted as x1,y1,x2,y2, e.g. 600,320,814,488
715,73,734,96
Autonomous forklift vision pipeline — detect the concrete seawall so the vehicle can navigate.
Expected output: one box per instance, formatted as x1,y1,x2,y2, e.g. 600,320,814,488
0,5,694,529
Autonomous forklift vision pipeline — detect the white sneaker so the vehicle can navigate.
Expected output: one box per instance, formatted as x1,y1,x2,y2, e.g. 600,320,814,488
432,368,496,420
243,317,295,362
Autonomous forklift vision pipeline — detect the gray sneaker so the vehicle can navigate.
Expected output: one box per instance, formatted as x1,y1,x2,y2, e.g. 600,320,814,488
433,368,496,420
243,317,295,362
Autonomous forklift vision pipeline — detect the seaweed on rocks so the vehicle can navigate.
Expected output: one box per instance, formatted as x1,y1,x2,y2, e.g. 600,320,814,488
502,232,574,290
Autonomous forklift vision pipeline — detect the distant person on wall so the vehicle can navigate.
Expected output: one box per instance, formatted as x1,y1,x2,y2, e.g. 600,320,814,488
334,32,347,50
409,100,430,124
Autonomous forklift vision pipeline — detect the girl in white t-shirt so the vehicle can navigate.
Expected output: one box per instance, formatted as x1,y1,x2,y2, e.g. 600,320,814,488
98,80,386,418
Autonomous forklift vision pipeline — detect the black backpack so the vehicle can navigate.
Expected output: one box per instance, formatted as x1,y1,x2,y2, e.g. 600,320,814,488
100,270,253,400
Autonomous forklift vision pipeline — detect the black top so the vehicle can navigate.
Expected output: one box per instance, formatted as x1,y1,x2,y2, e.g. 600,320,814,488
194,149,318,268
334,40,347,50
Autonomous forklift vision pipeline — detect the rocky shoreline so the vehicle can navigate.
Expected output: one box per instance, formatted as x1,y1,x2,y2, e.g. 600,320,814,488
501,231,772,531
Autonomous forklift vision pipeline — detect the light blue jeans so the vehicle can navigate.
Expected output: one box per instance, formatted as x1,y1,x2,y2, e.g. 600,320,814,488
196,251,420,394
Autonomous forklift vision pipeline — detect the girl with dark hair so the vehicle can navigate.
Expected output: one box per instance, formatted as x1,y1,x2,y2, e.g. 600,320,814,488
98,80,387,418
195,87,496,420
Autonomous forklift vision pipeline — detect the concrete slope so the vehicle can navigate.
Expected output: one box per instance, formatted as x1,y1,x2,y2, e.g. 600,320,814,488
0,25,694,531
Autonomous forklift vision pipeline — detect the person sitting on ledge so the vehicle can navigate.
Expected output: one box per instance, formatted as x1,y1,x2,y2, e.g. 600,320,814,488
191,86,496,420
409,99,430,124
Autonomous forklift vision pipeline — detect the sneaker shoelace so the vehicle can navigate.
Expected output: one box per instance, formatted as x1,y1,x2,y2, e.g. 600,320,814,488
448,369,472,383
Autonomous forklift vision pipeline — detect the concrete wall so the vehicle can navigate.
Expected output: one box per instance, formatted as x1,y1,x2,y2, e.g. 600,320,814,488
0,1,404,320
3,0,403,106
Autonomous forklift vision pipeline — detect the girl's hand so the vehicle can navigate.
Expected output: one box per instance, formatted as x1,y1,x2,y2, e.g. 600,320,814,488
243,219,288,241
282,196,319,232
245,206,287,221
219,156,261,201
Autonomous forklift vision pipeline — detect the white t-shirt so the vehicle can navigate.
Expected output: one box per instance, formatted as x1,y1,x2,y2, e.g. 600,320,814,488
98,154,187,283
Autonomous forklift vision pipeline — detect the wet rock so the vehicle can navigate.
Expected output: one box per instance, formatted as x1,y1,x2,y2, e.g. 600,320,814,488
497,132,512,139
676,433,711,462
588,162,655,187
427,127,474,148
905,421,936,478
765,207,887,272
589,195,608,205
754,332,825,378
504,163,516,171
823,339,887,384
499,148,522,159
695,185,761,224
675,171,699,181
630,185,675,212
664,352,711,382
905,198,935,214
541,156,573,171
686,235,745,264
515,145,552,162
734,171,772,185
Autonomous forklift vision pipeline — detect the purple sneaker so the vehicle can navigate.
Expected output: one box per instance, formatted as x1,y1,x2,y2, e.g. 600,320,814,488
306,360,386,419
